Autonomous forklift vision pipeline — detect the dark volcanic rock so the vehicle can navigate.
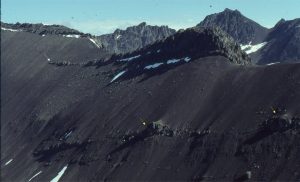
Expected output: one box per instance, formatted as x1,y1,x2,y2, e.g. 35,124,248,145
95,22,176,54
197,8,269,44
255,18,300,64
1,22,86,36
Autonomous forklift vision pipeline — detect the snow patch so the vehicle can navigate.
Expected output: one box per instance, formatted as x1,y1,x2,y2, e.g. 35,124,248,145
166,57,191,64
144,63,164,69
28,171,42,181
1,27,21,32
4,159,13,166
156,50,161,53
266,62,280,66
88,38,101,48
118,55,141,62
167,58,181,64
241,42,267,54
47,58,51,62
111,71,126,83
63,34,80,38
64,131,72,139
184,57,191,62
116,34,122,39
50,165,68,182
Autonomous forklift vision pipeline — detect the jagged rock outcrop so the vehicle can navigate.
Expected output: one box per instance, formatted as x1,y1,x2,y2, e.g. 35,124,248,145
197,8,269,44
106,26,250,82
255,18,300,64
94,22,176,54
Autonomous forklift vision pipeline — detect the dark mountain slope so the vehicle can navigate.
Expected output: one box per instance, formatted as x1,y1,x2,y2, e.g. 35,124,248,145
254,18,300,64
103,26,250,83
1,22,87,37
197,8,269,44
95,22,176,54
1,27,300,182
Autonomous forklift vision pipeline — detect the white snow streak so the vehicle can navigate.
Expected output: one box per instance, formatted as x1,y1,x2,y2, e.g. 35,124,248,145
28,171,42,181
63,34,80,38
64,131,72,139
4,159,13,166
144,63,164,69
1,27,21,32
184,57,191,62
89,38,100,49
88,38,101,48
50,165,68,182
167,57,191,64
118,55,141,62
266,62,280,66
111,71,126,83
116,34,122,39
241,42,267,54
167,58,181,64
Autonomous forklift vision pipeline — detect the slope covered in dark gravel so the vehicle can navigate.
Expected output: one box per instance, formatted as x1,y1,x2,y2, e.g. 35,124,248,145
1,25,300,182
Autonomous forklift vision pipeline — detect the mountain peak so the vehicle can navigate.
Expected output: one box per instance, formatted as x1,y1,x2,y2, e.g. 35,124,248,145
223,8,241,14
95,23,176,54
137,22,147,27
197,9,269,44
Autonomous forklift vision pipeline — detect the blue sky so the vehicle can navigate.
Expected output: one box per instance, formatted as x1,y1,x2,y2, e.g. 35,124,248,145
2,0,300,35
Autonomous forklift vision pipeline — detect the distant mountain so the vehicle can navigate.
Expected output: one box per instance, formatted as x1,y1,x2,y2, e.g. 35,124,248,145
254,18,300,64
94,22,176,54
1,22,175,55
197,8,269,45
1,22,88,37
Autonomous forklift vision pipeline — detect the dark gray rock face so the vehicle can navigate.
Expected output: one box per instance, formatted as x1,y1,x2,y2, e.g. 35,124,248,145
95,22,176,54
1,22,87,36
197,8,269,44
256,18,300,64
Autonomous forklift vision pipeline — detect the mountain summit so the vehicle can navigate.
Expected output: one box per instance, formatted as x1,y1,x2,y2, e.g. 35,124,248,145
94,22,176,54
197,8,269,44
